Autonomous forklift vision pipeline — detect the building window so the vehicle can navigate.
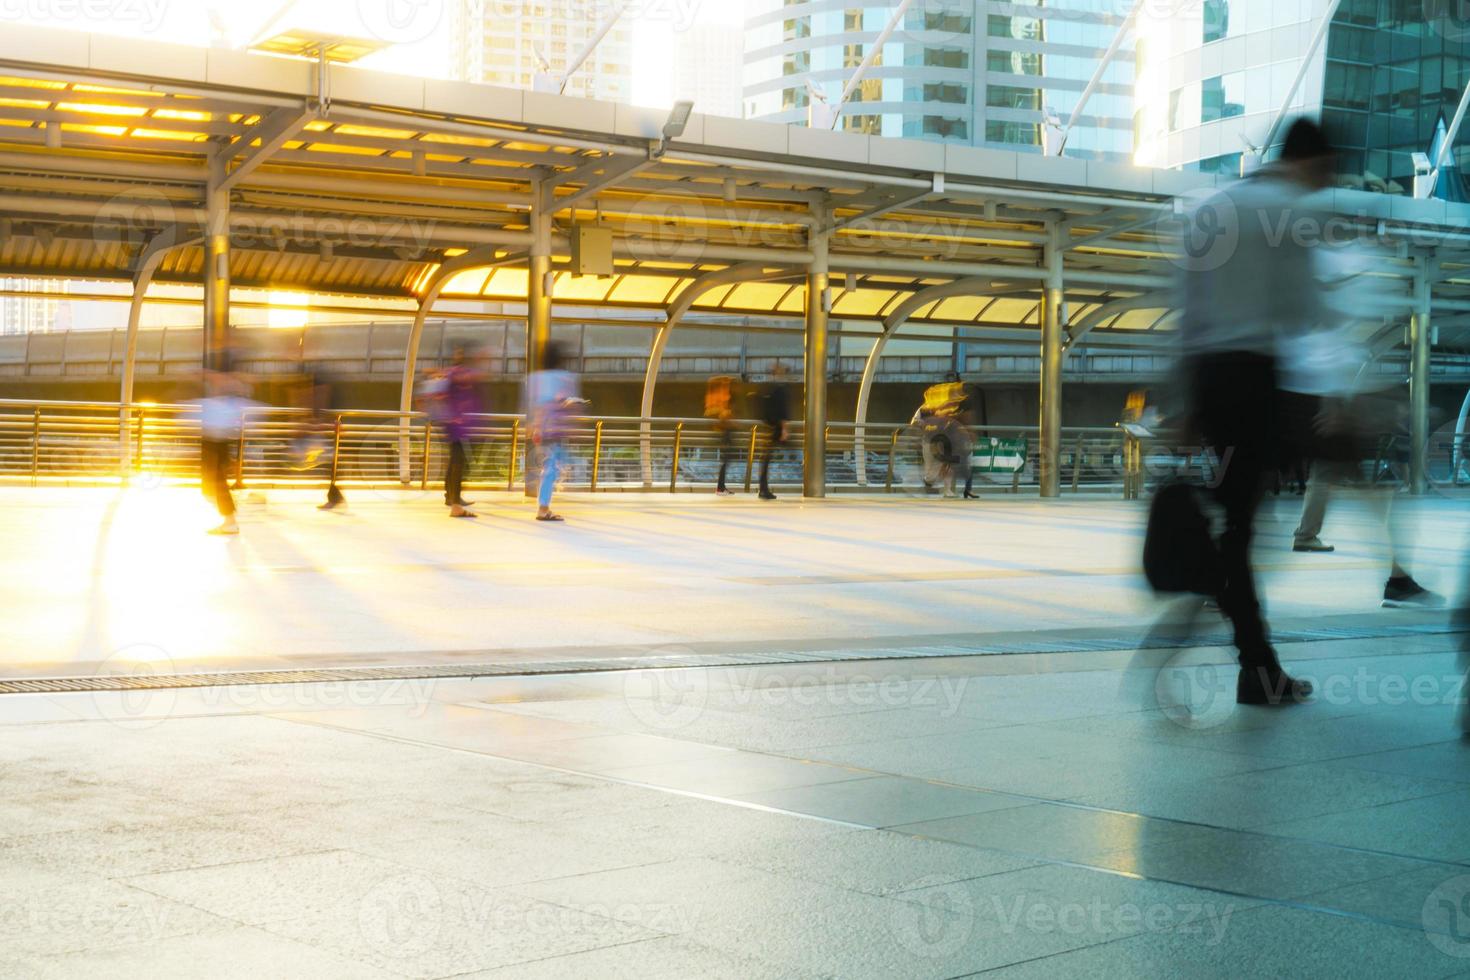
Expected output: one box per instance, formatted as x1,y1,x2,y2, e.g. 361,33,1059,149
915,8,971,34
923,47,969,69
986,120,1038,146
987,49,1042,75
924,116,969,139
1196,153,1242,175
1202,0,1229,43
922,82,968,104
988,15,1042,41
987,84,1040,111
1201,74,1244,122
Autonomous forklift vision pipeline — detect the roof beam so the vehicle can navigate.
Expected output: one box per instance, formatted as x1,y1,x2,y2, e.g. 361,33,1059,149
214,106,317,195
553,153,656,215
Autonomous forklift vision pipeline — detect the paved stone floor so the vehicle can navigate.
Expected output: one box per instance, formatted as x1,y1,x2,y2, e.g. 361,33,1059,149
1,489,1469,977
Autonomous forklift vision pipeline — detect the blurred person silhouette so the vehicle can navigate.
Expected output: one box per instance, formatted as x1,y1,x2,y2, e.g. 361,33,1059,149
438,346,483,519
957,379,982,499
1283,317,1442,607
198,355,252,536
293,368,347,513
911,376,971,498
758,361,792,501
705,375,736,496
1174,117,1342,707
527,341,587,522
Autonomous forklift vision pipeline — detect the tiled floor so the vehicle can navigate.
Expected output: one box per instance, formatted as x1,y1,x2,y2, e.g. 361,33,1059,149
2,492,1468,976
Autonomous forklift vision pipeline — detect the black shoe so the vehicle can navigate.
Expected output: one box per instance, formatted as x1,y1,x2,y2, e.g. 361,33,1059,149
759,491,777,501
1292,538,1334,553
1237,667,1314,706
1383,576,1445,609
963,492,979,500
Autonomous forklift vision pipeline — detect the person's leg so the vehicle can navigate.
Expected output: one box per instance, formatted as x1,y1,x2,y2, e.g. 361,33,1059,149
1293,461,1336,548
446,439,464,506
717,429,731,493
759,427,776,498
537,443,562,515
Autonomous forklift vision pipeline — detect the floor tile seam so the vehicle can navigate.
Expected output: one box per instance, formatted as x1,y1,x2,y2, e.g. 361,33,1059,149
268,713,1470,938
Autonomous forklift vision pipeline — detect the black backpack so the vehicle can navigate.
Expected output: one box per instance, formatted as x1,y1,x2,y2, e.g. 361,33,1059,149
1143,483,1222,596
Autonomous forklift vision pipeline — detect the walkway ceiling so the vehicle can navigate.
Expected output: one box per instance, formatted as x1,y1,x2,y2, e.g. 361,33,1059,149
0,26,1469,349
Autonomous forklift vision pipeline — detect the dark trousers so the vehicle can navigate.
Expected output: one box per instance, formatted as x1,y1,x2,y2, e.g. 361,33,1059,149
716,428,733,491
759,425,783,494
200,439,236,519
444,439,467,506
1192,352,1282,671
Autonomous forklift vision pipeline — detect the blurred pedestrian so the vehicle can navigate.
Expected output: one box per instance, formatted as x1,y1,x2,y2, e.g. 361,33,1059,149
1176,118,1337,707
438,347,483,519
527,342,586,522
705,375,736,496
198,359,251,536
758,362,792,501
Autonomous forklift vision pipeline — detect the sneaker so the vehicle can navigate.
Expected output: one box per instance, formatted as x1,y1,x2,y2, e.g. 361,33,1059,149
450,505,477,519
716,488,734,497
1383,576,1445,609
318,500,347,513
208,519,239,536
1292,537,1335,553
759,491,777,501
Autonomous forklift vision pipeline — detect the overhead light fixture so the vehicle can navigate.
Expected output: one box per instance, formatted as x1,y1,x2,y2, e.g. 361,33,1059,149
663,101,695,142
249,28,388,64
654,100,695,158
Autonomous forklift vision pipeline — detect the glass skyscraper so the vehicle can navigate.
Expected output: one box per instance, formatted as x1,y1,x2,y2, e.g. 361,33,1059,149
1135,0,1469,195
743,1,1135,161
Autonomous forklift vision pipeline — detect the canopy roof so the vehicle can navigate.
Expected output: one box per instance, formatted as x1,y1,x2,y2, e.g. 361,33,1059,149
0,24,1468,349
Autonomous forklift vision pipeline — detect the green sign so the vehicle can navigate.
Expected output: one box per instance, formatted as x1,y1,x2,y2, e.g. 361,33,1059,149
973,437,1028,474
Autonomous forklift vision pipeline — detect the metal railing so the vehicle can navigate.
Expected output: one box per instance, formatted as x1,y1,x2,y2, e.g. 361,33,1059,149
2,397,1452,498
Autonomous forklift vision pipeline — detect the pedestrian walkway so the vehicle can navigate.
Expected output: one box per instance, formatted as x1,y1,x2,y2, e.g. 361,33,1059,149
2,488,1467,976
0,487,1461,679
1,628,1466,977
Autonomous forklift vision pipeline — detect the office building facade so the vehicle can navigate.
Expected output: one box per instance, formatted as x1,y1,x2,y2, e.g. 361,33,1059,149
450,0,634,103
742,1,1135,161
1136,0,1469,194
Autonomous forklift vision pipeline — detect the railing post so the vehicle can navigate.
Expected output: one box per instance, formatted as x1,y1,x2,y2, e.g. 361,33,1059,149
1071,432,1084,493
507,418,520,491
328,415,343,493
591,420,604,492
886,427,899,492
420,419,432,491
669,422,683,493
134,408,145,475
30,407,40,487
233,419,247,490
744,424,758,493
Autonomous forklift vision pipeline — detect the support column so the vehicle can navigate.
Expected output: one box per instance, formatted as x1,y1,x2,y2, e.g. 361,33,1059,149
527,181,554,378
803,226,831,498
1409,257,1434,495
1039,223,1065,499
525,182,554,495
203,154,231,372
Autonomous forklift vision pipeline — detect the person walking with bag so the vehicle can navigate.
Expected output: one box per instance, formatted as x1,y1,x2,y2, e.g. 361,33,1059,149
1174,118,1337,707
527,342,586,523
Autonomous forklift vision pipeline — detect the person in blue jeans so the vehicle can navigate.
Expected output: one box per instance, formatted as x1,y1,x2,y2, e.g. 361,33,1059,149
527,342,587,523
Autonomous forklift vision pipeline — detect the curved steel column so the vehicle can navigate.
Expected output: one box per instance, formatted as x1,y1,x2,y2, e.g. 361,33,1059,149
803,228,830,498
120,234,199,478
1039,225,1065,499
1410,258,1434,495
852,277,1019,482
637,262,783,485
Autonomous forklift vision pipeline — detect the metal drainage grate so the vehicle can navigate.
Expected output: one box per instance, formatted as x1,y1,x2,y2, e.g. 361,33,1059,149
0,621,1462,695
